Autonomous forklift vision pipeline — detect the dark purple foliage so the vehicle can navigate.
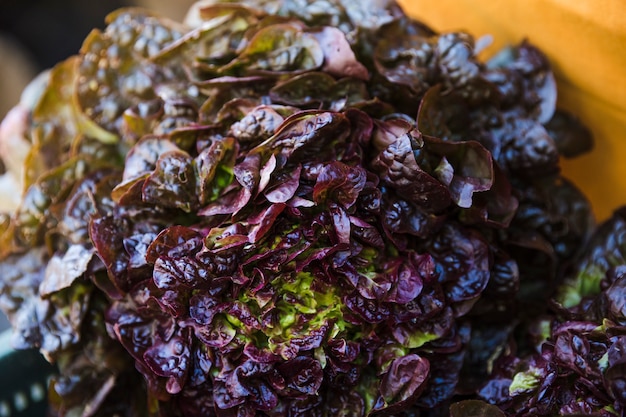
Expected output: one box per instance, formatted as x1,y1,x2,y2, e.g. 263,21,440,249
0,0,602,416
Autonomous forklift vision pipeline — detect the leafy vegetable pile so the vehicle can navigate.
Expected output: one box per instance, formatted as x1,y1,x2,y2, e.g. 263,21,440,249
0,0,622,416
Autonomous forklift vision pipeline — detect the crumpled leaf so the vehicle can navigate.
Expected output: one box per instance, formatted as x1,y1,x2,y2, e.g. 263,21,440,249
76,8,186,134
152,10,251,71
487,41,557,124
269,72,369,111
229,105,287,142
32,56,119,156
0,248,93,358
313,161,366,209
374,30,435,96
39,244,95,297
416,84,468,141
423,136,494,209
252,110,351,163
311,26,369,80
370,354,430,415
142,149,198,212
112,135,180,202
222,23,324,74
371,122,451,213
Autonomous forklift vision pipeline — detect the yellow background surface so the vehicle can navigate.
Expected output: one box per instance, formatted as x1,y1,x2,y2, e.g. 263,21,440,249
398,0,626,220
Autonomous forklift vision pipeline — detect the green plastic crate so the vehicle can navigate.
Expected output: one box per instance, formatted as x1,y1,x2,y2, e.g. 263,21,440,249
0,330,57,417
